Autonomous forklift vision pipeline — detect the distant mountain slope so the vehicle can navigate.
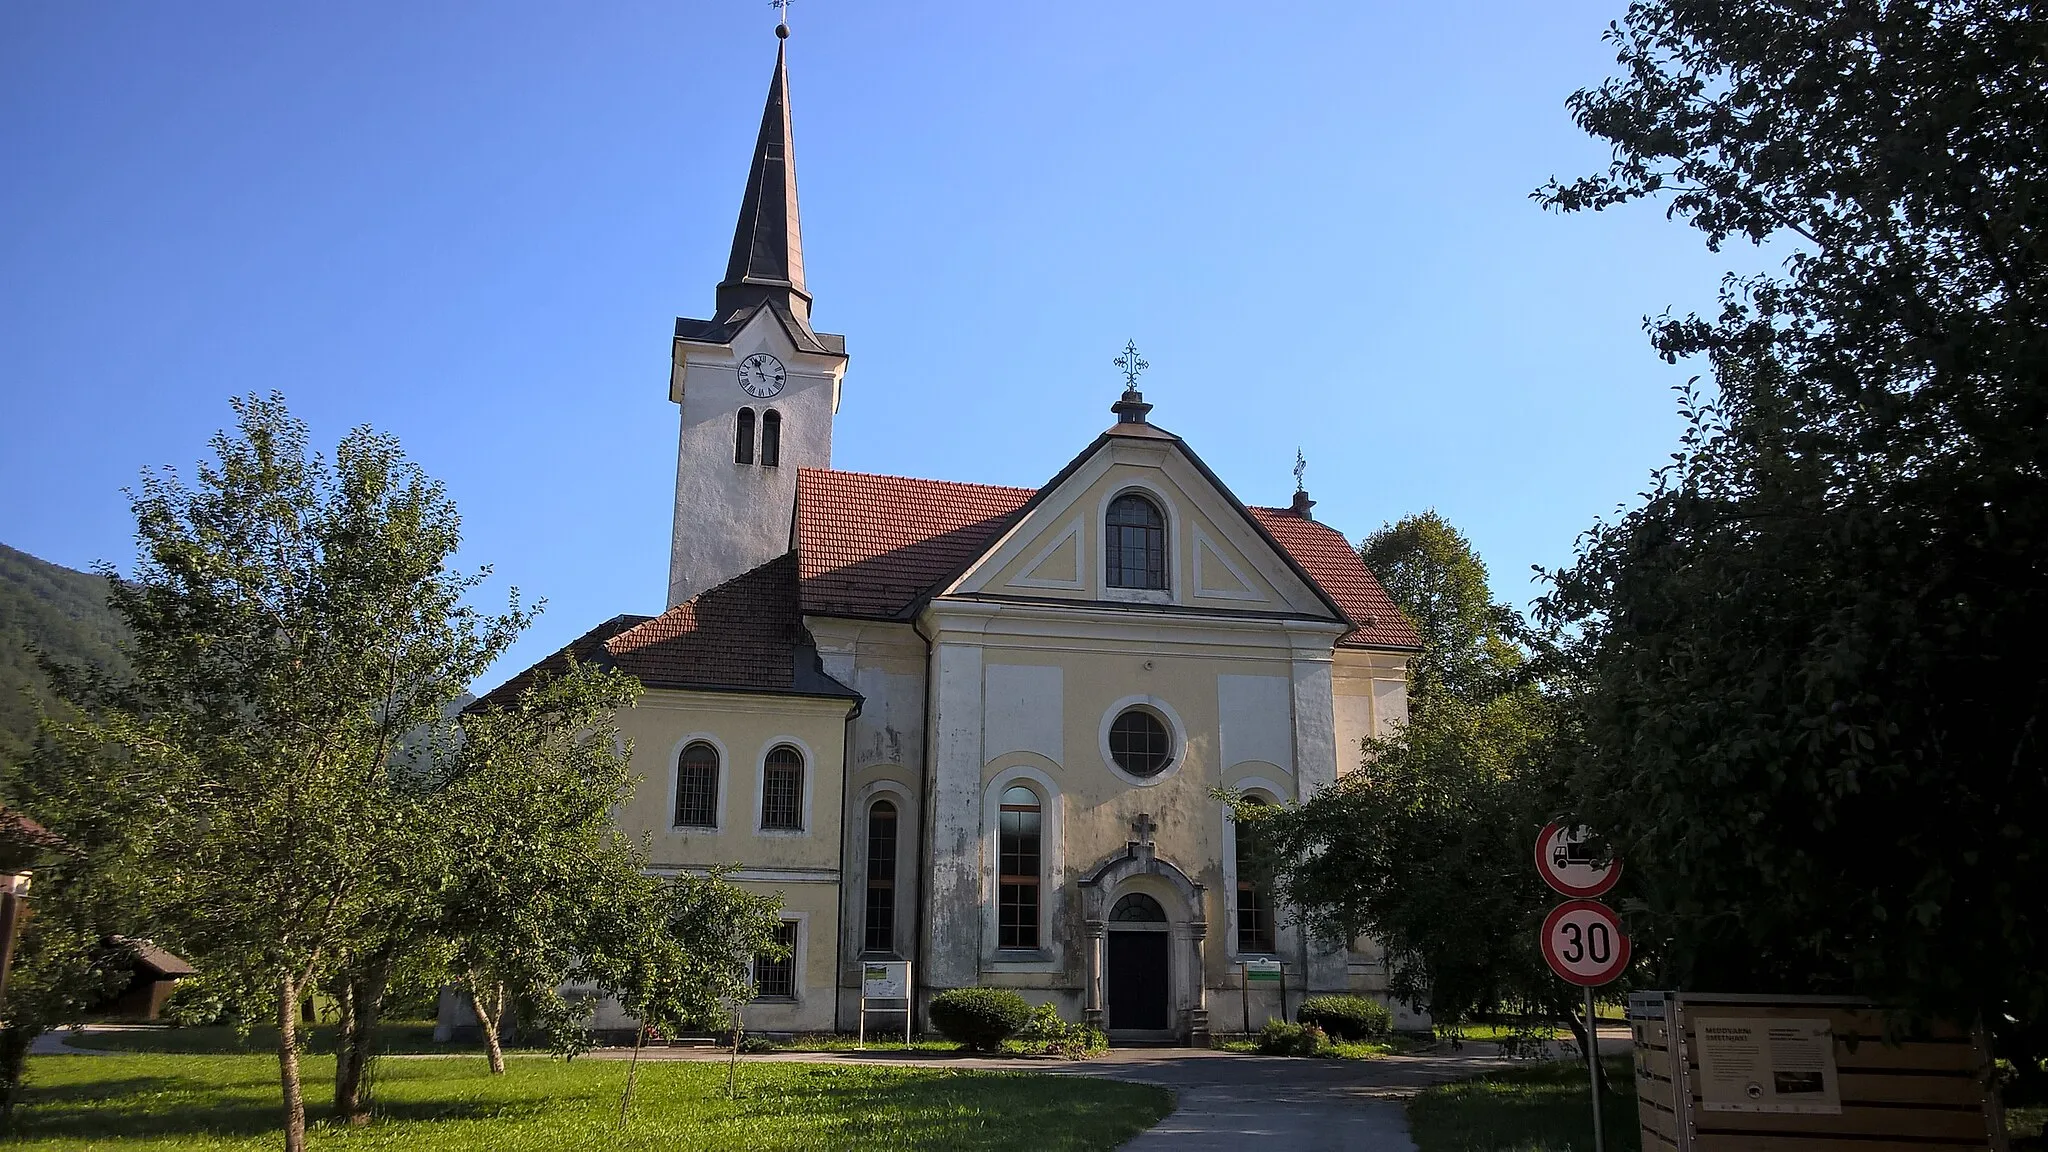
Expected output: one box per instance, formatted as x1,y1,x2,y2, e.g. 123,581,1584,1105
0,544,129,761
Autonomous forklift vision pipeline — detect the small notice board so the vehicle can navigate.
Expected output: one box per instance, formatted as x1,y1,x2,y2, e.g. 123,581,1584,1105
857,960,912,1048
1627,991,2009,1151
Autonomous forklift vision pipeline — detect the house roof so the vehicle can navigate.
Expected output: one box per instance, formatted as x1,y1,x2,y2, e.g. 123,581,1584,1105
474,555,857,709
114,937,197,979
794,465,1420,650
1246,506,1420,648
796,469,1035,618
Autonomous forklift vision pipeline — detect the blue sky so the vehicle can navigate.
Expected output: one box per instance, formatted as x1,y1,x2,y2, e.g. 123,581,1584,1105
1,2,1761,689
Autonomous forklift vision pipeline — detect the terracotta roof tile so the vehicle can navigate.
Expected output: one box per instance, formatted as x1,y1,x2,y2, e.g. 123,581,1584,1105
475,556,858,705
474,614,649,711
1248,507,1422,649
605,554,809,693
797,468,1034,618
796,466,1417,649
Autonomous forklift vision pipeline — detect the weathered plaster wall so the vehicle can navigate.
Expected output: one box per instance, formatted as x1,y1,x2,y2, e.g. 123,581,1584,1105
667,309,844,608
614,689,852,873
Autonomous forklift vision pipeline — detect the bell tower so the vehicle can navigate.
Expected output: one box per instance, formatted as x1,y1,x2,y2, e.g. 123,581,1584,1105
667,24,847,608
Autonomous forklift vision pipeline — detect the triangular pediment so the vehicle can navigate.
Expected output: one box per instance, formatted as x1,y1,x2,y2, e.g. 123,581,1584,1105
943,433,1343,624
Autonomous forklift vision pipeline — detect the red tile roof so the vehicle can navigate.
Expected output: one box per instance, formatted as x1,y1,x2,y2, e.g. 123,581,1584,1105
476,556,858,707
797,469,1034,618
1248,507,1422,649
796,467,1418,649
480,467,1417,705
474,614,650,710
605,554,810,692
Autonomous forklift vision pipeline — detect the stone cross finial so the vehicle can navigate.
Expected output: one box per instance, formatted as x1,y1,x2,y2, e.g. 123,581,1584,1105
1131,812,1157,847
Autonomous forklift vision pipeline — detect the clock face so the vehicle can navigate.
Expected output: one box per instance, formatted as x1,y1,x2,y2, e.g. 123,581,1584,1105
737,352,787,399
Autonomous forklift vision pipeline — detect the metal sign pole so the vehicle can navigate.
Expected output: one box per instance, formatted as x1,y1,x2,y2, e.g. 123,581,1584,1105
1586,983,1605,1152
1241,962,1251,1035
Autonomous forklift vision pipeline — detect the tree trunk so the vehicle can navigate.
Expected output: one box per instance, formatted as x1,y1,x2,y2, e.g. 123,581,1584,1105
0,1025,36,1128
616,1022,646,1128
331,982,354,1107
465,974,507,1075
276,974,308,1152
334,957,390,1123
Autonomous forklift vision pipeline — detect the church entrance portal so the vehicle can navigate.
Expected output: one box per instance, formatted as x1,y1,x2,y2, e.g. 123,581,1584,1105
1105,893,1171,1036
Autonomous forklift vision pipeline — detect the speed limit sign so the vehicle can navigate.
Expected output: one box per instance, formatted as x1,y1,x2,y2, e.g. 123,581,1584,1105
1540,899,1631,986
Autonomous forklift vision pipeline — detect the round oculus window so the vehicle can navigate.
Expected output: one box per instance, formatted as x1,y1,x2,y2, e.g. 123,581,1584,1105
1108,708,1174,778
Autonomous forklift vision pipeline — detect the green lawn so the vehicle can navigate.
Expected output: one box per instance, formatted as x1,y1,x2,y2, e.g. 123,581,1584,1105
1407,1058,1640,1152
10,1053,1172,1151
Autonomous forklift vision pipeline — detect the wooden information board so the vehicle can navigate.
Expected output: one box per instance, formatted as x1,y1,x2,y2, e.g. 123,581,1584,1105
1628,991,2009,1152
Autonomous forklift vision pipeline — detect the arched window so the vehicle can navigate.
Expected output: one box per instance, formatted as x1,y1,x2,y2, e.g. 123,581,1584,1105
997,785,1041,950
761,410,782,467
1111,892,1167,922
1109,707,1174,777
674,741,719,828
1235,796,1275,953
863,799,898,954
761,745,804,831
1106,493,1166,589
735,408,756,465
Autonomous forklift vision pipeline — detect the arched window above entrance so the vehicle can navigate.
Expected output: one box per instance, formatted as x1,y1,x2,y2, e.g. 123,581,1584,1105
1110,892,1167,923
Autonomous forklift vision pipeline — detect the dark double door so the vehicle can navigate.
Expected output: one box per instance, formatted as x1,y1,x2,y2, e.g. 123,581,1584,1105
1105,930,1170,1032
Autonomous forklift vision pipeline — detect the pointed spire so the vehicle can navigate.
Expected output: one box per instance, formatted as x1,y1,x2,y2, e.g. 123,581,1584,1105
716,25,811,326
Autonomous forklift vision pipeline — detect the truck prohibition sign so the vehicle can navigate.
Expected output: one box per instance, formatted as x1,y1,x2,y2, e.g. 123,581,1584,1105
1535,821,1621,899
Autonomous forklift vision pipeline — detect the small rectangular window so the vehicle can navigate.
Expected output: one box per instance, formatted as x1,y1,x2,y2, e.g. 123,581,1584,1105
753,921,798,1000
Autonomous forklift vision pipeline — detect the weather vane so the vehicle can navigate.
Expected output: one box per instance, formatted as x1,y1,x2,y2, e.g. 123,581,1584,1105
1115,340,1149,390
770,0,792,27
1294,448,1308,494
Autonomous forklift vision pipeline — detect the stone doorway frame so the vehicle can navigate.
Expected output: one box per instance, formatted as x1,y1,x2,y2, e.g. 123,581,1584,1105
1076,817,1209,1045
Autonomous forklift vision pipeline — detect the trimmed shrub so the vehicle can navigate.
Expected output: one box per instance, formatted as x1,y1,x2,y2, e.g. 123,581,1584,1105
1019,1002,1107,1059
929,988,1034,1052
1296,995,1392,1041
1257,1018,1334,1057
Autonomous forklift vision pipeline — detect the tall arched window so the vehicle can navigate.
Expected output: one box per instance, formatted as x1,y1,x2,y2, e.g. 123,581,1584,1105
1106,493,1166,589
734,408,756,464
760,409,782,467
760,745,805,831
674,741,720,828
1235,796,1275,954
863,799,898,954
997,785,1042,949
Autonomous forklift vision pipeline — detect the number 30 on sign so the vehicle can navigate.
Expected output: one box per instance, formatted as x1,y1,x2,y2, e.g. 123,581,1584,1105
1540,899,1631,986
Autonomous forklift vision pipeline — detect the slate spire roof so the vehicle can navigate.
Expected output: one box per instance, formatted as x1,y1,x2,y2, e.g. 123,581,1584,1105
715,27,810,327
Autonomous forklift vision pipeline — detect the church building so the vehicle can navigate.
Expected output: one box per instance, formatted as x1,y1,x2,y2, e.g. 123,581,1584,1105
484,26,1420,1043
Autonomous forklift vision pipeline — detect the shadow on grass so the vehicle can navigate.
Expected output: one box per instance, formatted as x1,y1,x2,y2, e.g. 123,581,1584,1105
10,1062,558,1143
64,1022,466,1056
732,1067,1172,1150
1407,1056,1640,1152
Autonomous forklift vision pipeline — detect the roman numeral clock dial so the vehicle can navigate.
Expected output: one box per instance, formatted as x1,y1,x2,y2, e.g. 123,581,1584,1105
738,352,787,398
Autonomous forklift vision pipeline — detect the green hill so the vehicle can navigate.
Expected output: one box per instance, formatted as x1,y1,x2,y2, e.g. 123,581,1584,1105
0,543,129,761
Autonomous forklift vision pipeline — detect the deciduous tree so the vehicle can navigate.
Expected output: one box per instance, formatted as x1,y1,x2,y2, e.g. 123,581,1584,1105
36,394,525,1151
1535,0,2048,1089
